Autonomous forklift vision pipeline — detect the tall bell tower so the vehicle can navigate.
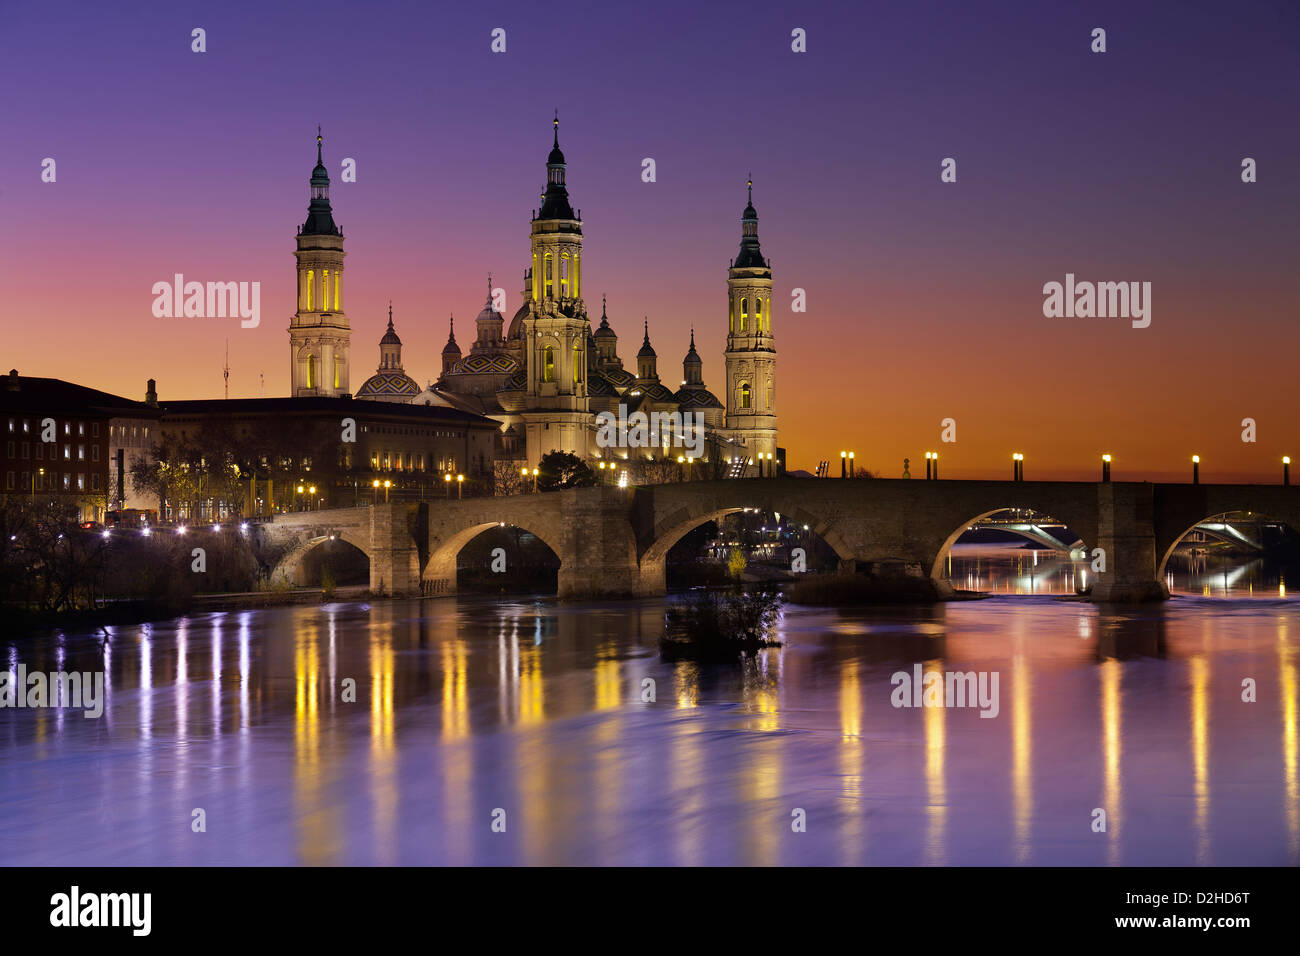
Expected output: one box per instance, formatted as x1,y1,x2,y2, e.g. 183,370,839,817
723,179,777,466
519,115,591,464
289,128,350,396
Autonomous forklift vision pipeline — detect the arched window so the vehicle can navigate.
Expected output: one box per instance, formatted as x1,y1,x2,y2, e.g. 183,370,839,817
306,354,316,389
573,340,581,384
322,270,329,311
766,381,773,408
740,298,748,332
542,345,555,383
729,299,735,333
739,381,751,409
544,254,553,298
334,356,342,389
755,298,762,329
307,270,314,310
560,254,569,297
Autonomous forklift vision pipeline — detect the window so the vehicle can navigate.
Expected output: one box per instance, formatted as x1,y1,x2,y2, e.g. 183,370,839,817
78,422,84,436
544,254,553,298
92,422,99,438
739,381,751,409
4,472,12,490
21,443,29,459
306,354,317,389
573,340,582,384
756,298,763,328
542,345,555,383
92,473,100,490
62,474,70,490
36,444,43,461
64,422,70,436
22,420,29,434
77,473,85,491
6,419,12,433
740,298,748,332
92,445,100,462
5,441,12,457
77,444,85,460
63,444,71,460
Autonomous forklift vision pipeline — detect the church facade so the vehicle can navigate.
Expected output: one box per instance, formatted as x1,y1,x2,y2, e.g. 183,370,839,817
306,119,778,473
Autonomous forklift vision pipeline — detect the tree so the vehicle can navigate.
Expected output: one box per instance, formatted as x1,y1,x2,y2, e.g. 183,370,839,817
536,451,596,491
493,460,527,496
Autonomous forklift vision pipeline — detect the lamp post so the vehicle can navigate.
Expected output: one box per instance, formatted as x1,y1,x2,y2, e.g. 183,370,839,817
457,474,464,499
372,478,380,504
1101,454,1111,483
1285,456,1291,487
1192,455,1200,485
309,485,317,510
445,473,452,498
1012,453,1023,482
847,451,855,478
520,466,529,494
924,452,932,480
532,467,539,492
297,483,305,511
840,450,846,478
383,479,391,503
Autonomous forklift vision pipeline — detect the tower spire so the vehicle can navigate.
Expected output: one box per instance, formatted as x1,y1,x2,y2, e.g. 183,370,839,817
317,125,323,165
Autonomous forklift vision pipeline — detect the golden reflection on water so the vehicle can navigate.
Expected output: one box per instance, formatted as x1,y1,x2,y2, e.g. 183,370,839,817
1190,654,1210,865
1100,657,1121,865
1281,616,1298,859
923,658,946,865
294,622,340,865
672,660,704,865
1011,618,1032,864
839,658,865,865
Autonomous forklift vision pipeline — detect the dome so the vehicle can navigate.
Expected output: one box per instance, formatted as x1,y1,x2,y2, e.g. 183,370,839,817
356,370,420,402
382,325,402,347
675,387,723,409
448,353,518,375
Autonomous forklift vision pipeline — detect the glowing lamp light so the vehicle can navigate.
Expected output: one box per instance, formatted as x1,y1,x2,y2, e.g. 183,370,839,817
239,523,249,533
1102,454,1112,462
1192,455,1200,464
177,525,186,535
1285,457,1291,465
212,524,221,532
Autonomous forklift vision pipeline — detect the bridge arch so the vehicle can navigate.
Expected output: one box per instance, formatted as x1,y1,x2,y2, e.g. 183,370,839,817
925,492,1098,590
422,520,565,596
1153,487,1300,582
640,500,854,570
272,530,372,586
1156,508,1299,579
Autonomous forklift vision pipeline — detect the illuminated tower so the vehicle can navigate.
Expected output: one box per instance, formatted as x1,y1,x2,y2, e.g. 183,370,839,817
723,179,777,465
518,114,591,463
289,128,350,396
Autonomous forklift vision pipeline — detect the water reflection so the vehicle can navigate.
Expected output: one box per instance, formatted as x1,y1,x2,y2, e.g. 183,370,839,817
0,589,1297,866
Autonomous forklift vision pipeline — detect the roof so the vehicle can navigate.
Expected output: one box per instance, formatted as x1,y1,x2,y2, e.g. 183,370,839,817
158,395,497,428
0,374,159,418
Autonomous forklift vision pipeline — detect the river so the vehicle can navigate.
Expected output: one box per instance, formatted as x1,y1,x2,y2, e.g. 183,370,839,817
1,551,1296,865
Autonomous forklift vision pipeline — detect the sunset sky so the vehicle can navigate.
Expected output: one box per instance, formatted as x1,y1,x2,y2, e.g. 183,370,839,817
2,0,1297,480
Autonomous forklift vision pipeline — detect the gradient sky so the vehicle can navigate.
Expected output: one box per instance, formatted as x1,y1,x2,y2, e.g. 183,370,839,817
2,0,1297,479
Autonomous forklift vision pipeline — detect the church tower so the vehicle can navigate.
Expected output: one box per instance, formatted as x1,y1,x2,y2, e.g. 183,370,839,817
518,115,591,464
723,180,777,466
289,129,350,396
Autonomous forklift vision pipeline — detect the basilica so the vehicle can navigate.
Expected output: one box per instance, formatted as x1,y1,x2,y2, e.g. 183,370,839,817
289,119,779,472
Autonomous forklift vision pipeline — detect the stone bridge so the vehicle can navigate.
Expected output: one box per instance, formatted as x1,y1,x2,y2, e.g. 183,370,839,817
257,478,1300,602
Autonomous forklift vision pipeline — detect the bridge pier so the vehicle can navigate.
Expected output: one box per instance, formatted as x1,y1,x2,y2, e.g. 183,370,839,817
370,503,421,596
1090,483,1168,602
557,486,663,599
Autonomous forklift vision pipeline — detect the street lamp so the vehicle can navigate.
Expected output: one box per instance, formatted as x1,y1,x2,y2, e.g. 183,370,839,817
457,474,464,499
1101,454,1112,483
532,467,539,492
1012,452,1023,482
383,479,391,503
840,450,847,478
1285,456,1291,487
308,485,317,510
1192,455,1200,485
847,451,854,478
445,473,452,497
372,478,380,505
